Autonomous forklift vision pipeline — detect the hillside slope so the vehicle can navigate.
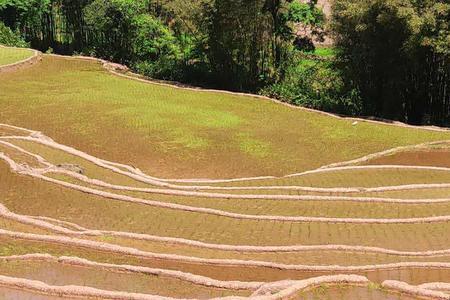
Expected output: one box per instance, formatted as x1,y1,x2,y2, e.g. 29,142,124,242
0,53,448,179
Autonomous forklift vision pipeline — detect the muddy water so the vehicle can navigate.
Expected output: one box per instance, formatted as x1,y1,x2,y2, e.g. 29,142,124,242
0,260,249,298
297,285,421,300
0,126,30,137
0,287,78,300
366,149,450,168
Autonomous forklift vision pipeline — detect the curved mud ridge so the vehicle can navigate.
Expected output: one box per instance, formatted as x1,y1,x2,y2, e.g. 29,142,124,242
3,129,450,201
0,254,263,291
2,125,450,189
3,229,450,273
0,269,447,300
383,281,450,300
2,128,450,224
4,152,450,224
2,202,450,258
1,123,450,299
0,273,371,300
0,46,41,73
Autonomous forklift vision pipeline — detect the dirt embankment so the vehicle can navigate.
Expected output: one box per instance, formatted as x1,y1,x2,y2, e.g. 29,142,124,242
0,46,42,73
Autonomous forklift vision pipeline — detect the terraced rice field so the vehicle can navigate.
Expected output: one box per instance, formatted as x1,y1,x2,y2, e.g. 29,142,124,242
0,46,34,66
1,46,450,299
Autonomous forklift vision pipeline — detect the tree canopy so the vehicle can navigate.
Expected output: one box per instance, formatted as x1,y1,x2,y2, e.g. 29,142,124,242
332,0,450,125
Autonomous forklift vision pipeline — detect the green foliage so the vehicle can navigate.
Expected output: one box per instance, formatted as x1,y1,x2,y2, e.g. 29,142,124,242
331,0,450,125
0,21,28,47
285,0,326,48
314,47,335,57
286,1,324,27
260,48,361,115
206,0,327,91
82,0,184,80
131,14,182,79
132,14,178,61
207,0,274,90
83,0,149,61
0,0,51,33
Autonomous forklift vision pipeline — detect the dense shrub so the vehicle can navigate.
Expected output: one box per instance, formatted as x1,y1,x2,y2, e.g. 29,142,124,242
83,0,184,80
260,49,361,115
0,21,28,47
131,14,182,80
83,0,148,62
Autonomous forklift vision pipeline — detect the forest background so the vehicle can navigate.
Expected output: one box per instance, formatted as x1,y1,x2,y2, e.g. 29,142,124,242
0,0,449,126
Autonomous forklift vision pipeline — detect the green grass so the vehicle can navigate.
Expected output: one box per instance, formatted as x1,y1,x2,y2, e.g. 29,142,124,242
1,46,450,298
2,161,450,251
0,47,33,66
46,172,450,219
0,55,448,179
313,47,336,58
296,47,335,72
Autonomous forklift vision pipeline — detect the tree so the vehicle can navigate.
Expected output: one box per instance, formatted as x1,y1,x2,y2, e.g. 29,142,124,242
331,0,450,125
83,0,149,61
206,0,326,91
207,0,273,90
131,13,182,79
0,20,28,46
0,0,51,46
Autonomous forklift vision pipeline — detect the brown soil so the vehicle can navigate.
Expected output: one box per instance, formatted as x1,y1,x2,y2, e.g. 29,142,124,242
2,236,450,286
0,287,79,300
0,259,248,298
297,284,423,300
366,149,450,168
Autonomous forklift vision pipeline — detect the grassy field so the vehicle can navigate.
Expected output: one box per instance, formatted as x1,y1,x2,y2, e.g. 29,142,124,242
1,55,449,178
0,46,34,66
1,46,450,299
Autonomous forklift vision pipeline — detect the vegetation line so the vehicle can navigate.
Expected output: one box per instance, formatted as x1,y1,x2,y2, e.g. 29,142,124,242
3,228,450,273
5,135,450,206
14,163,450,224
0,203,448,256
382,280,450,300
0,254,264,291
0,45,41,72
22,213,450,257
2,123,450,193
47,169,450,204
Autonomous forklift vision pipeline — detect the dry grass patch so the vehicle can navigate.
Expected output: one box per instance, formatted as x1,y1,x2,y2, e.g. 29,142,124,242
0,287,79,300
5,139,153,188
365,149,450,168
0,217,53,235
